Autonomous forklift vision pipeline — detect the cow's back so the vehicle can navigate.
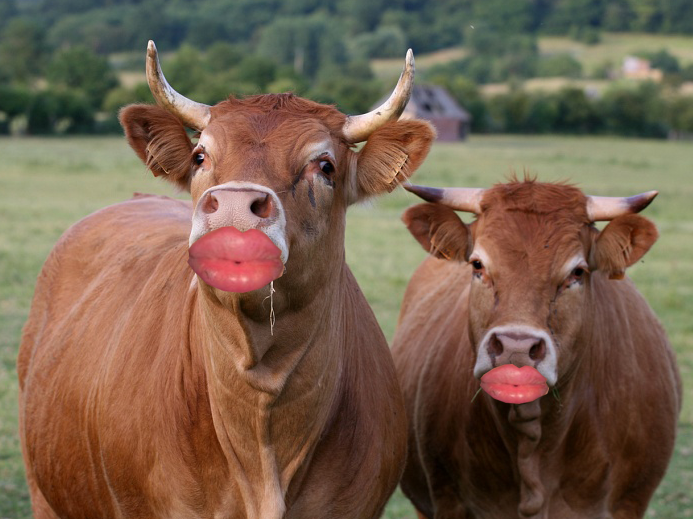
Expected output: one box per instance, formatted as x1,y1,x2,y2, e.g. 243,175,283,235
17,194,219,517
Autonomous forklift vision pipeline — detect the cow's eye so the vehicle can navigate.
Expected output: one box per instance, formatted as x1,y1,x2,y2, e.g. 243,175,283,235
471,259,483,271
194,153,205,166
319,160,334,175
565,265,589,287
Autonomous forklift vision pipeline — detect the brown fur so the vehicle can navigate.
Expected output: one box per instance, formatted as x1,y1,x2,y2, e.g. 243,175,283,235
357,120,436,198
19,93,436,518
393,180,681,518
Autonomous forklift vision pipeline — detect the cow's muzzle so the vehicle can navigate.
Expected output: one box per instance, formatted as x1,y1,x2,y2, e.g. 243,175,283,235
190,181,289,264
474,325,558,386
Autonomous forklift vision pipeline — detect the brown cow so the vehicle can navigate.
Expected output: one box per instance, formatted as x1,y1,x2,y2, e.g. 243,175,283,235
392,179,681,519
18,41,435,519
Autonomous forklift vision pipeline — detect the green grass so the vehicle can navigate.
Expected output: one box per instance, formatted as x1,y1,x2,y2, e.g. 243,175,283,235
1,135,691,517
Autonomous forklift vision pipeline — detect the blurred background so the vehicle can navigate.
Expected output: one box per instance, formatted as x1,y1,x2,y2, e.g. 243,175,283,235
1,0,693,137
1,1,692,518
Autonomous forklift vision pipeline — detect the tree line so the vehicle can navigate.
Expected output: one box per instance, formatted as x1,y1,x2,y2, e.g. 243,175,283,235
2,0,693,136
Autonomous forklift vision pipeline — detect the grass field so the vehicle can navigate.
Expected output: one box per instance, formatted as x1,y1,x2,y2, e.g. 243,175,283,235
1,135,691,517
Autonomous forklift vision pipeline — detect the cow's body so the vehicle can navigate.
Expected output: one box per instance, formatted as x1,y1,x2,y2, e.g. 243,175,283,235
392,180,681,519
19,41,435,518
19,194,403,518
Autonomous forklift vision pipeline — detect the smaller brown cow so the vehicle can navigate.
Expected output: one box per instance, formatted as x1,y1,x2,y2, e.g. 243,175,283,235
18,41,435,518
392,179,681,519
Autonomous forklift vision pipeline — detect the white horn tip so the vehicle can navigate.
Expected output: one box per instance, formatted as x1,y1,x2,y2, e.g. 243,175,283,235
406,48,414,68
147,40,157,55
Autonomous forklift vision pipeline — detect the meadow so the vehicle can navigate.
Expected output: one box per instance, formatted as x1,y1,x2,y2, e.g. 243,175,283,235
0,135,691,517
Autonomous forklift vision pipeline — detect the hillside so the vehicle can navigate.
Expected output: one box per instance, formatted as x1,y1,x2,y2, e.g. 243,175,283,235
3,0,693,136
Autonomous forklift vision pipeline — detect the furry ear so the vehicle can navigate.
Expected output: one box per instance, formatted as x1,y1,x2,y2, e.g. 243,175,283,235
590,214,659,279
119,104,194,191
402,203,470,261
352,119,436,202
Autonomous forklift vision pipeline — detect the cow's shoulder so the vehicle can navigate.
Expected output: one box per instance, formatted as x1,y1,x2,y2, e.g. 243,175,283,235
20,194,195,381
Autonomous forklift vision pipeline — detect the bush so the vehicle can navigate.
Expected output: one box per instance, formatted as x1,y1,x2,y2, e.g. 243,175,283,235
537,54,583,78
598,82,668,138
350,25,408,60
667,96,693,134
47,46,118,109
647,49,681,74
26,89,95,135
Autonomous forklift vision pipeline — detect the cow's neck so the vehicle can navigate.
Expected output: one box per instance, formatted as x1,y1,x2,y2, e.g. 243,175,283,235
506,400,546,519
194,266,347,518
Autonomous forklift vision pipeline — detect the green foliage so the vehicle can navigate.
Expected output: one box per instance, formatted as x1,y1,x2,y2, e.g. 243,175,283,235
204,42,246,74
668,96,693,134
646,48,681,74
598,81,668,137
102,83,153,113
0,0,17,29
0,18,47,84
309,73,382,114
47,46,118,109
257,14,348,80
350,25,408,60
46,2,185,55
232,57,277,92
552,86,602,133
25,89,94,134
536,54,583,78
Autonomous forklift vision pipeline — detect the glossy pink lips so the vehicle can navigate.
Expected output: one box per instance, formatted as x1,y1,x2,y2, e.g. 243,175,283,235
188,227,284,293
480,365,549,404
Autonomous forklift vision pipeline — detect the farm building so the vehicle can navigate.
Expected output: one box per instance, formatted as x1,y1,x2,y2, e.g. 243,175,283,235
373,84,472,141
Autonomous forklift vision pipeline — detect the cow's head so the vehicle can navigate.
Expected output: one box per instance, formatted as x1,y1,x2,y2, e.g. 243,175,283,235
120,41,435,309
402,179,658,388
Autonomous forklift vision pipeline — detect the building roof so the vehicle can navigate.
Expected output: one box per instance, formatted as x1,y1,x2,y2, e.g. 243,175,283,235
372,84,471,121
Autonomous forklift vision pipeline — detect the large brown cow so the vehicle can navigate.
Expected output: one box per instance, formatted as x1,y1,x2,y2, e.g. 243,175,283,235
18,41,435,519
392,179,681,518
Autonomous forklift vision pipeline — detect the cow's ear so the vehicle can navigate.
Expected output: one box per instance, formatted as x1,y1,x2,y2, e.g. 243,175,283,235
352,120,436,202
590,214,659,279
119,104,194,192
402,203,471,261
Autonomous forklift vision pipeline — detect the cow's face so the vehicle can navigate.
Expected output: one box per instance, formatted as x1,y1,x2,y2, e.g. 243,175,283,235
403,181,658,387
119,43,434,309
121,98,433,304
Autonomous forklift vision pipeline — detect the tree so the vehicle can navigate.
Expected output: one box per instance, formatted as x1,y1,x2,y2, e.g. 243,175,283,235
47,46,118,109
0,18,47,84
0,0,17,30
350,25,408,60
257,14,348,80
598,81,667,137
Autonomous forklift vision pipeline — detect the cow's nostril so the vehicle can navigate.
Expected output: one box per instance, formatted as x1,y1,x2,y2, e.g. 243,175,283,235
202,194,219,214
250,194,273,219
529,339,546,361
488,333,503,357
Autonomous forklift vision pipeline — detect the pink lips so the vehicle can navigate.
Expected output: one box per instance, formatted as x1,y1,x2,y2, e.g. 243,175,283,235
188,227,284,293
480,365,549,404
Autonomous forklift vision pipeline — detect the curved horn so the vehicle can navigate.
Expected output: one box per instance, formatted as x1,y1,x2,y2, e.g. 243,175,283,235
586,191,658,221
146,40,211,131
342,49,415,143
405,183,485,214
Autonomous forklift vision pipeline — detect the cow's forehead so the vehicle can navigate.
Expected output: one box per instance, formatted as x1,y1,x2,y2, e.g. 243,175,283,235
201,114,343,161
473,182,591,273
